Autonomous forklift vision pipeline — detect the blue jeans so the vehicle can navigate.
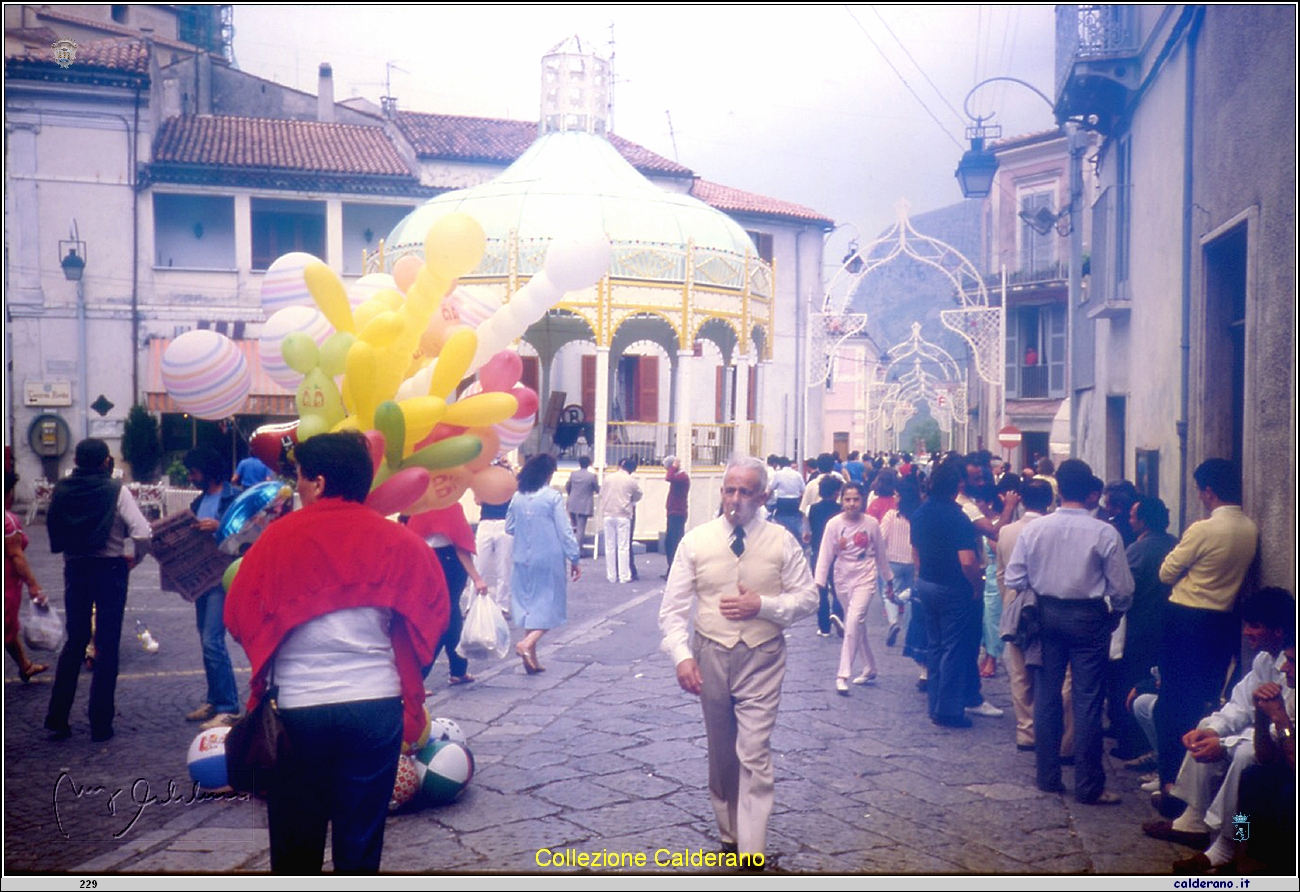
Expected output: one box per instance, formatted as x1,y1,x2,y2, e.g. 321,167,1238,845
431,546,468,678
196,587,239,714
916,578,980,722
267,696,403,873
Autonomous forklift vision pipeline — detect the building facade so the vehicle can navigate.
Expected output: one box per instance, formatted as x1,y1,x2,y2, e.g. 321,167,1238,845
1056,4,1295,584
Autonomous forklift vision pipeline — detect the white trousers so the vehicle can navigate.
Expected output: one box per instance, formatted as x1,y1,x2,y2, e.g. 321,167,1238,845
604,516,631,583
474,519,512,614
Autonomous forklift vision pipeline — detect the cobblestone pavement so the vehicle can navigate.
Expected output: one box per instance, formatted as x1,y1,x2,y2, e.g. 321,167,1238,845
3,524,1215,876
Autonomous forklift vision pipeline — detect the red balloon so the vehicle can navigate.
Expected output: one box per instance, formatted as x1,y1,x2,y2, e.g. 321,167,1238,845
362,429,386,474
412,422,467,453
250,421,299,469
365,467,430,517
510,385,539,420
478,350,523,393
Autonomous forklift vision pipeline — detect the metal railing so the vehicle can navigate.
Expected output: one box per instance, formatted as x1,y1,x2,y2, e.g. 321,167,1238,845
1055,5,1140,98
690,424,735,467
605,421,672,468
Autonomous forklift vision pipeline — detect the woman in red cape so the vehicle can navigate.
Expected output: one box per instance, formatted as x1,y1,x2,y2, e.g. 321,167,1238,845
226,431,447,873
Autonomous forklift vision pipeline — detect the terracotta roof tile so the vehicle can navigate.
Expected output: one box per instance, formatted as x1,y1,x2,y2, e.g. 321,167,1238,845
8,36,150,75
392,110,693,176
690,178,833,226
154,115,412,176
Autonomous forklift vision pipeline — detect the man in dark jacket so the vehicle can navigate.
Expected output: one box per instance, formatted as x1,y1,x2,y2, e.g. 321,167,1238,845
45,439,151,742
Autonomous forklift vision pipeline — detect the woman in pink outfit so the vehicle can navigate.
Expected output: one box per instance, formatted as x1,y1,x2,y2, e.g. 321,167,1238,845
814,482,893,694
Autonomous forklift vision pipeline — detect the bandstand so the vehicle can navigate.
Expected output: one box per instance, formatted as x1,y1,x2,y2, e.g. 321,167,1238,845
382,39,777,488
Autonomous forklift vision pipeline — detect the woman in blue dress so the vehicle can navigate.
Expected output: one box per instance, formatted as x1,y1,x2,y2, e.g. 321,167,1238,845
506,454,581,674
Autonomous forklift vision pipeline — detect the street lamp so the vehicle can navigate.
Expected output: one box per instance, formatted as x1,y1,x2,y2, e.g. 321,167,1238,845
954,77,1085,460
58,224,90,439
954,121,1001,200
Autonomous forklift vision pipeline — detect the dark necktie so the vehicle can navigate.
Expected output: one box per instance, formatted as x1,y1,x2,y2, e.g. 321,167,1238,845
731,526,745,557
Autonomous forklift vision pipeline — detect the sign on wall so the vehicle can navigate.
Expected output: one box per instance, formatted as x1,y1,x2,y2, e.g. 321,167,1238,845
24,381,72,407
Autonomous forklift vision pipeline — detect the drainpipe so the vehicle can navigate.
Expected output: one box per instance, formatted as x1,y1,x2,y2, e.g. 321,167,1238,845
1176,7,1204,532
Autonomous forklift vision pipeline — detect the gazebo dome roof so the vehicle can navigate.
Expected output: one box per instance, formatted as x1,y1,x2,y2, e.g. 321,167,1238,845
385,130,757,262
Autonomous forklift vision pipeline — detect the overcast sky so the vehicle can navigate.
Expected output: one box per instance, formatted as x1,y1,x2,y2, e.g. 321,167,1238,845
232,4,1058,253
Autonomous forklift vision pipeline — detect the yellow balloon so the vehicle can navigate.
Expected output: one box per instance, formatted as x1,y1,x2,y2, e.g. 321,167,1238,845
372,288,405,311
405,266,451,318
345,340,381,430
444,392,517,428
398,396,447,448
304,262,355,333
428,328,478,398
352,299,386,333
424,214,485,281
358,311,405,349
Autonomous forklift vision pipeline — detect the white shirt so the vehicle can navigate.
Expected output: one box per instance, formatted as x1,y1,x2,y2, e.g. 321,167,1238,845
659,515,817,667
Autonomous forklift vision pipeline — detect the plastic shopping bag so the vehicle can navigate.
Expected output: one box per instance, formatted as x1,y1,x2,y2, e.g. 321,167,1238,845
456,592,511,661
22,599,66,653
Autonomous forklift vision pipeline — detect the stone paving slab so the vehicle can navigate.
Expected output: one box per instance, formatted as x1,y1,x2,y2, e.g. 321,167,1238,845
5,526,1272,879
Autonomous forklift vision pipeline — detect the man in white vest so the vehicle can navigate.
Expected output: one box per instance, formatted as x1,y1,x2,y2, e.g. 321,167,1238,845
659,454,817,866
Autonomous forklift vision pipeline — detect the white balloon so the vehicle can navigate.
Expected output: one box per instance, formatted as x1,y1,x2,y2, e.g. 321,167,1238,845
259,306,332,390
544,234,612,293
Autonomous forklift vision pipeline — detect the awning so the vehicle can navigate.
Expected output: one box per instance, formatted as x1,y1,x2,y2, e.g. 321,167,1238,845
144,338,296,416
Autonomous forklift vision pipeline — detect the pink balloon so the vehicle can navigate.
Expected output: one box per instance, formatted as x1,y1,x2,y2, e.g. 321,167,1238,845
412,422,467,453
362,430,386,474
393,256,424,294
478,350,523,393
510,385,539,420
365,467,430,517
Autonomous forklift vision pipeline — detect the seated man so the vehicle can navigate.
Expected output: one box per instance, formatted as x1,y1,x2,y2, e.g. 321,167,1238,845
1143,587,1294,868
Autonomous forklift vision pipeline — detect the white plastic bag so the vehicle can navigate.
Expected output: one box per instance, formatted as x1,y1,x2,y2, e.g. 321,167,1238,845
456,592,511,661
22,599,65,653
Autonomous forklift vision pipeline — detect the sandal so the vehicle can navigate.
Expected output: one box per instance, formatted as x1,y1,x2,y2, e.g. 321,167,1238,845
516,644,541,675
448,674,476,686
19,662,48,683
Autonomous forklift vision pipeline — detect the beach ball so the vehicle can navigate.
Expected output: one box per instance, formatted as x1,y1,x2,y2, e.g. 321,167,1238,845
348,272,399,308
429,717,467,747
161,330,250,420
187,726,231,789
389,754,420,811
412,739,474,806
259,306,333,389
260,252,322,315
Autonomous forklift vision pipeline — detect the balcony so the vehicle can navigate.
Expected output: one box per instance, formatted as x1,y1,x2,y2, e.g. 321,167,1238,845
1055,5,1141,134
1018,364,1050,399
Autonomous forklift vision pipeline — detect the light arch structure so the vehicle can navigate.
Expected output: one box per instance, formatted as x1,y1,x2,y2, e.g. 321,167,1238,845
814,200,1002,391
870,321,969,449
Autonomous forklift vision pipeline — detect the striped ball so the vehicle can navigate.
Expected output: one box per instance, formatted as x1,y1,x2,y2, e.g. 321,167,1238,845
260,252,323,316
348,273,398,308
161,330,250,420
259,306,333,390
450,286,499,328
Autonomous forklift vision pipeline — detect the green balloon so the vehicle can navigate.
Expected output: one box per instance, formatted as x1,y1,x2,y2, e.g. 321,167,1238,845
281,333,319,374
403,435,482,471
374,401,406,470
319,332,355,378
221,557,243,592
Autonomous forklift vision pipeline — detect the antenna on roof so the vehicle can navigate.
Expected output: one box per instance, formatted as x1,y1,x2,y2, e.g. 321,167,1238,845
665,111,679,163
382,61,407,118
607,22,616,133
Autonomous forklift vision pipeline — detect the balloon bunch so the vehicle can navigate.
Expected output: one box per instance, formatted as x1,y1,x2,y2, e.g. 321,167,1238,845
160,213,612,518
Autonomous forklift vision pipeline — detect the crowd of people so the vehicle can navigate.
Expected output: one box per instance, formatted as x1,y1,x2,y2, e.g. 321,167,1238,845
736,447,1294,874
13,435,1293,874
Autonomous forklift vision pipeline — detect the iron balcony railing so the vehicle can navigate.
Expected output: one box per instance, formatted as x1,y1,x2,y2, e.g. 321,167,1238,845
1055,5,1141,99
